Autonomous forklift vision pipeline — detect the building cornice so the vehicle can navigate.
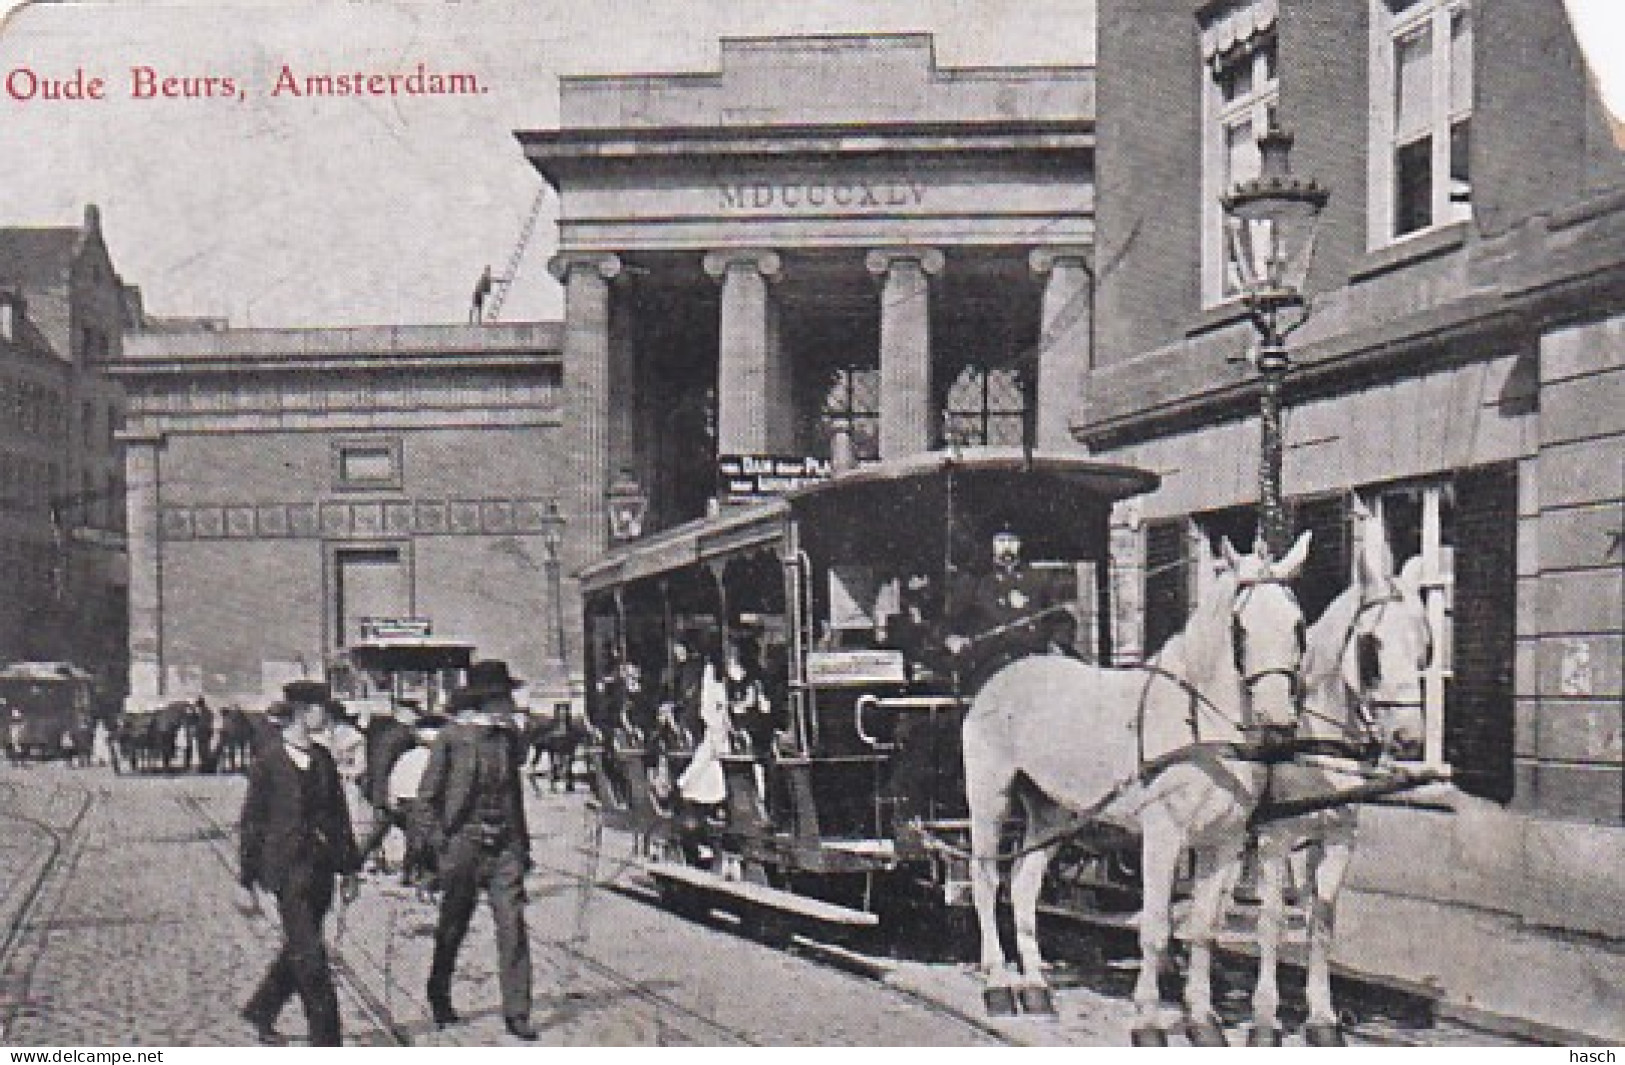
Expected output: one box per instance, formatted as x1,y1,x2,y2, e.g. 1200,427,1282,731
1078,192,1625,448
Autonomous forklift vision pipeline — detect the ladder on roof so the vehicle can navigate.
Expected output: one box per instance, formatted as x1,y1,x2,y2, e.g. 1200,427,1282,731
483,186,549,322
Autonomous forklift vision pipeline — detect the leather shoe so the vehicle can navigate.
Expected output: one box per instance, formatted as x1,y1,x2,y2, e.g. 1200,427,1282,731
430,1002,461,1028
505,1015,539,1041
241,1009,287,1046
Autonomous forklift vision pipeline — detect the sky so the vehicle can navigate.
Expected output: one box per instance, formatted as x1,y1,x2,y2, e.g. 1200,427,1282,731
0,0,1619,330
0,0,1095,328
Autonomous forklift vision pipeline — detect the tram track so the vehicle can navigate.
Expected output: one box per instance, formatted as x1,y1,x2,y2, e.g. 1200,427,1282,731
530,831,1019,1047
539,814,1549,1048
174,791,766,1046
0,779,98,1035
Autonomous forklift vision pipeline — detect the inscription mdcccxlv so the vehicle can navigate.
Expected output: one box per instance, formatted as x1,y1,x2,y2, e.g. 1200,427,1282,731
718,178,926,212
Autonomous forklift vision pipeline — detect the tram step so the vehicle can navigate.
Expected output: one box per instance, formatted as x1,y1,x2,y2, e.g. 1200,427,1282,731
647,861,881,928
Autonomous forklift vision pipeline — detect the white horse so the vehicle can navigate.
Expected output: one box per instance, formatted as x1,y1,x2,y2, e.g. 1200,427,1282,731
962,531,1313,1046
1245,502,1435,1046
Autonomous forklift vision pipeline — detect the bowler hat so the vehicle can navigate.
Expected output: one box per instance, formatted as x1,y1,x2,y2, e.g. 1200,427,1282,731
283,680,332,706
447,660,524,715
466,660,524,695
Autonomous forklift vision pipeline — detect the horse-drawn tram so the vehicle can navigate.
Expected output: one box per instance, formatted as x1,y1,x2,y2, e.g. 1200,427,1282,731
0,662,96,762
578,449,1159,932
581,446,1459,1045
329,626,476,718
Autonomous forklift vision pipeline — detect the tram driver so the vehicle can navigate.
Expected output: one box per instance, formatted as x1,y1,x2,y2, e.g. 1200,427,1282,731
944,526,1077,692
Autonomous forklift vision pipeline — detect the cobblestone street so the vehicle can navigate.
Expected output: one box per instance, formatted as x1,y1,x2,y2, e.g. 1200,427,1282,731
0,764,1009,1047
0,761,1591,1048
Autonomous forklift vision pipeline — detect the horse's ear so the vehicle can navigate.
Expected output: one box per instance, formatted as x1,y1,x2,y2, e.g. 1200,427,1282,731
1219,535,1243,573
1396,554,1425,596
1274,529,1314,579
1357,504,1396,588
1350,493,1372,522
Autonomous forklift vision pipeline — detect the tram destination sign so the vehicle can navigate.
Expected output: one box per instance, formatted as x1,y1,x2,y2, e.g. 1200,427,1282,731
718,453,834,502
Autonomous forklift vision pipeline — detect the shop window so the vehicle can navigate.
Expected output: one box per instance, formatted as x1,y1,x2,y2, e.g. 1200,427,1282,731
1369,465,1514,803
1199,3,1279,306
332,437,402,491
1143,519,1191,657
1371,0,1473,243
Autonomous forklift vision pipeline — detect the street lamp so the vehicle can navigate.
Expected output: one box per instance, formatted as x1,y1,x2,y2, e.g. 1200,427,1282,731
543,501,567,668
1221,122,1329,557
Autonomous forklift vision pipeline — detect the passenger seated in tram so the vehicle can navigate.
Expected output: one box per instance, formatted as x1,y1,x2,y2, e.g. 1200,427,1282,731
880,572,950,684
716,636,774,759
657,635,707,749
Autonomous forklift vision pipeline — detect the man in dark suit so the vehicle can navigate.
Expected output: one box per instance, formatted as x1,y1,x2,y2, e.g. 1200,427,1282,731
418,660,537,1041
945,527,1074,693
236,681,361,1046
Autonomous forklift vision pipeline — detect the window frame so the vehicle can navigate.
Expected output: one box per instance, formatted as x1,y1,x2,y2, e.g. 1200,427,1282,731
1201,23,1279,308
1369,0,1474,247
331,436,404,492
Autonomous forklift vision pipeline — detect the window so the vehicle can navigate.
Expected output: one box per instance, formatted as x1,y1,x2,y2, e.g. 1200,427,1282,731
817,367,881,463
1373,0,1472,242
332,437,402,490
943,364,1029,447
1200,5,1279,305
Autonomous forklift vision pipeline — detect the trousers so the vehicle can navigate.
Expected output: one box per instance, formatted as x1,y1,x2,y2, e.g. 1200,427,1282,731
245,869,341,1046
427,835,531,1020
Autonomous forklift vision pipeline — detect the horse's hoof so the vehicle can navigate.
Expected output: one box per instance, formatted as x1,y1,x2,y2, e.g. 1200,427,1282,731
1184,1018,1230,1047
1016,986,1057,1017
1303,1022,1346,1047
1248,1026,1283,1047
982,987,1018,1017
1130,1027,1169,1047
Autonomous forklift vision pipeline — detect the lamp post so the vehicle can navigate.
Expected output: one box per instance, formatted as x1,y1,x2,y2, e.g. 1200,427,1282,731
543,502,567,669
1221,123,1328,557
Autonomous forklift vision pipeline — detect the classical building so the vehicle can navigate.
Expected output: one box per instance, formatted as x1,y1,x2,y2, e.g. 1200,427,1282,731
0,204,134,711
1085,0,1624,943
518,33,1099,570
109,323,572,711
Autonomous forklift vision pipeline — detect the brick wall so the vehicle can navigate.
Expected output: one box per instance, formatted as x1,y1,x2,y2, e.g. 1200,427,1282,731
151,421,570,707
1474,0,1615,236
1519,314,1625,824
1093,0,1202,367
1281,0,1370,290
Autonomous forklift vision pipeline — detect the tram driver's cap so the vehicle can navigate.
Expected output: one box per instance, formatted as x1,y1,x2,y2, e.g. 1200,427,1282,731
282,680,332,707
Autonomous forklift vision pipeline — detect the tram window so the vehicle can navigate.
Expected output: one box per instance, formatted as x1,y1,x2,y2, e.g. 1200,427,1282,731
826,565,896,642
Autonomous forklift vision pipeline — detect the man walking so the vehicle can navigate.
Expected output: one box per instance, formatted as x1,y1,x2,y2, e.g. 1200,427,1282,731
236,681,361,1046
419,660,537,1041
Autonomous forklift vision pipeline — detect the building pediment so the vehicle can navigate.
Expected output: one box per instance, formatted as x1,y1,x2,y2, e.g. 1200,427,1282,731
519,34,1095,253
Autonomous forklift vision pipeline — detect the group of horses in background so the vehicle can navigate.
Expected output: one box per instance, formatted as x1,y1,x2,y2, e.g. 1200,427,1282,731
117,701,256,774
964,498,1449,1046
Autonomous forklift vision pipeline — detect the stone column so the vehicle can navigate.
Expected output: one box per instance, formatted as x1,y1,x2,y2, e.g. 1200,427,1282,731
121,431,163,712
703,250,789,456
1029,246,1094,451
547,252,622,675
867,248,944,459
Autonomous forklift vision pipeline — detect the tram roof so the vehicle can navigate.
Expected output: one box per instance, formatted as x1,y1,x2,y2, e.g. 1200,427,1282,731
578,449,1157,592
785,448,1158,507
344,638,477,672
0,661,94,682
